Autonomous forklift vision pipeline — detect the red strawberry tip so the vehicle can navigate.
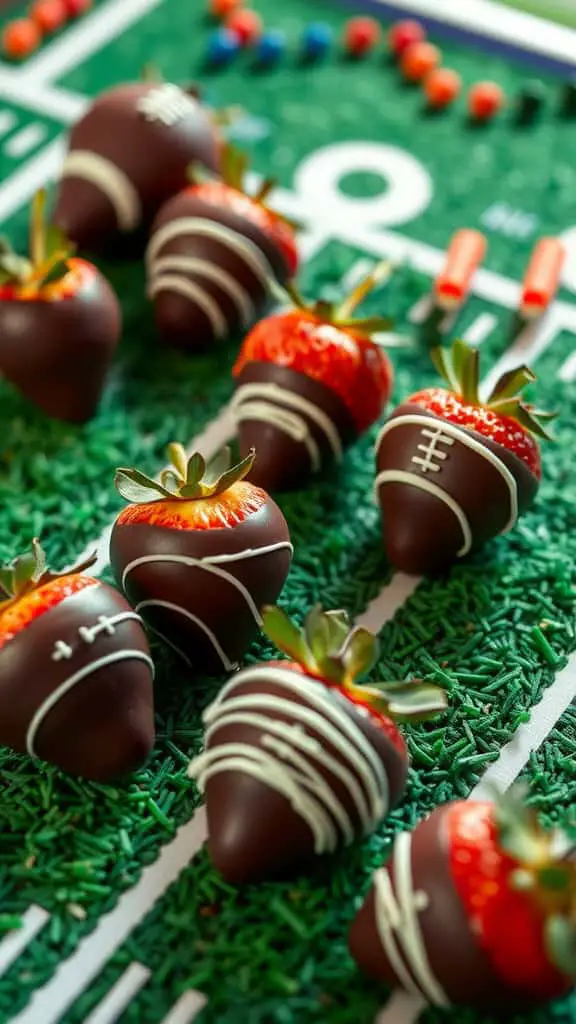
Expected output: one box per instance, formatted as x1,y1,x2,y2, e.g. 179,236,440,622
0,538,97,614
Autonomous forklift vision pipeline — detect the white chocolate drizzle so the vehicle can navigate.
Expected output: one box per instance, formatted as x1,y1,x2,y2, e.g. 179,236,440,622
373,831,450,1007
78,612,142,644
146,218,275,290
189,665,389,854
27,650,155,758
136,83,200,126
149,254,254,326
134,599,236,671
148,273,228,339
61,150,142,232
375,468,473,556
375,413,519,556
232,382,343,471
51,640,73,662
122,543,293,628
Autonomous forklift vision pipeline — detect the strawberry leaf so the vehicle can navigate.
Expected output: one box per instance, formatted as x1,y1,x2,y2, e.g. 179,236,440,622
37,258,71,288
305,604,332,664
185,452,207,489
322,609,352,651
494,784,549,864
544,915,576,978
159,469,181,492
341,627,379,680
213,449,255,494
261,605,314,668
168,442,188,480
366,679,447,721
115,469,173,504
45,224,73,262
0,568,14,598
489,365,536,402
203,447,232,487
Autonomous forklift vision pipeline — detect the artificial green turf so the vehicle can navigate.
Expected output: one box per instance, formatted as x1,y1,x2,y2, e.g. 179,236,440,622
0,1,575,1022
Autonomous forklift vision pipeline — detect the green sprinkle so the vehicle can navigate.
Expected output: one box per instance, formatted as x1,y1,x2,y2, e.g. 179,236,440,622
531,626,562,666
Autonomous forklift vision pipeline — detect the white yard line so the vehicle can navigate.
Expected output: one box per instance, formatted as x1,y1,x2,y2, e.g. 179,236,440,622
160,990,207,1024
356,573,421,633
14,0,166,87
10,809,208,1024
0,907,50,978
0,136,64,223
4,124,47,159
82,963,150,1024
463,310,497,347
0,71,86,123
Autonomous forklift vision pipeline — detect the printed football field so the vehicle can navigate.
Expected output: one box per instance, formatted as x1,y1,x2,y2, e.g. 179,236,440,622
0,0,575,1022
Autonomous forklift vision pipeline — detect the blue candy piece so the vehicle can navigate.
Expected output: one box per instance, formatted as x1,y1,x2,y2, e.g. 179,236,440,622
256,30,286,65
208,28,240,65
302,23,332,59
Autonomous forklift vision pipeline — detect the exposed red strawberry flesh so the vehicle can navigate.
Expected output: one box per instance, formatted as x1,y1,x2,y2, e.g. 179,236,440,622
0,257,96,303
116,481,266,529
190,180,298,276
447,801,567,997
266,659,405,753
0,574,97,651
234,310,392,434
408,387,541,478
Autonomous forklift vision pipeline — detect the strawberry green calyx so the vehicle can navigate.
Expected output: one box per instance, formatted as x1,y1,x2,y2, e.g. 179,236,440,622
115,444,256,505
0,539,96,613
262,604,446,722
431,339,556,441
283,261,396,339
494,783,576,978
187,142,301,231
0,189,75,290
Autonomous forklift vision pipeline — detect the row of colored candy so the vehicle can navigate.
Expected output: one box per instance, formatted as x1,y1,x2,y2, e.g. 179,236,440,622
2,0,91,60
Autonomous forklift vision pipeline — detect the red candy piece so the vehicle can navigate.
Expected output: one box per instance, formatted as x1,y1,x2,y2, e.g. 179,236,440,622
344,16,381,56
62,0,92,15
425,67,461,109
468,81,505,120
210,0,242,18
30,0,67,34
226,8,262,45
401,40,440,82
388,18,425,57
2,18,40,58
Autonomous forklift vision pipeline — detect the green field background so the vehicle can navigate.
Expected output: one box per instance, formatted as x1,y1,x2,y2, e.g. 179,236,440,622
0,1,574,1022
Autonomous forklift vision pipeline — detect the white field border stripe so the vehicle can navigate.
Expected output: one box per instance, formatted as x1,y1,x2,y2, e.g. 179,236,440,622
368,0,576,68
0,906,50,977
9,808,209,1024
10,0,166,85
160,990,207,1024
82,962,150,1024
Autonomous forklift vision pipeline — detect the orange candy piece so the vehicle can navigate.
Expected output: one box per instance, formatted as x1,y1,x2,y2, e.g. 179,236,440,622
31,0,68,33
425,67,461,109
401,41,441,82
2,17,41,58
468,81,505,120
209,0,242,18
435,229,487,309
520,238,565,319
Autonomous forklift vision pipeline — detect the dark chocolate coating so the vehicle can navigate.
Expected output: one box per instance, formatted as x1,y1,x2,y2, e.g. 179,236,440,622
349,806,571,1012
110,499,292,674
0,266,121,423
53,82,220,253
148,192,290,351
0,581,154,780
200,670,407,884
234,362,357,492
376,403,539,574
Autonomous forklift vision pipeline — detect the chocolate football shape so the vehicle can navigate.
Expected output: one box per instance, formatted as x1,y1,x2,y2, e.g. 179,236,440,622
232,265,394,492
53,81,220,253
0,541,155,780
0,192,121,423
110,445,293,674
349,790,576,1013
375,341,551,574
188,605,446,883
146,149,296,352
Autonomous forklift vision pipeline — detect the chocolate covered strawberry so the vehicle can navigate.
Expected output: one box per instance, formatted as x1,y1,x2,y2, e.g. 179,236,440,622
53,78,222,253
146,145,299,351
188,604,446,884
0,190,121,423
232,264,395,491
375,338,554,574
110,444,292,674
0,539,154,780
349,785,576,1013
